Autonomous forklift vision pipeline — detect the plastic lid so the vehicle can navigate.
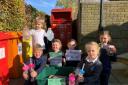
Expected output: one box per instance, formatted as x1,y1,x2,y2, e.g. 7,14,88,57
79,69,85,74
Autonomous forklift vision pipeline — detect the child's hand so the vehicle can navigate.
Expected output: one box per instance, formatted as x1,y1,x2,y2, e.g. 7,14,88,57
62,58,66,63
62,58,66,65
78,74,83,78
23,72,29,80
77,74,84,82
108,45,116,53
30,70,37,78
48,58,50,61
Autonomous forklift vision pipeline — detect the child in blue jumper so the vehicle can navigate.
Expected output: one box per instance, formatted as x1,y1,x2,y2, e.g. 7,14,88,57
99,31,117,85
22,44,47,85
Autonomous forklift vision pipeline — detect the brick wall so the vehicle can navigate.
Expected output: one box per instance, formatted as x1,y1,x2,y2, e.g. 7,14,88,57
78,1,128,54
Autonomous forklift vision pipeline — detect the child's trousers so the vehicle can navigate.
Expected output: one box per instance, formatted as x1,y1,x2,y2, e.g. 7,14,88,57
24,80,37,85
100,71,111,85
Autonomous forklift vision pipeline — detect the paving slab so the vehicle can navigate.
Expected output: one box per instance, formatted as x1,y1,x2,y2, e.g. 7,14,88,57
109,62,128,85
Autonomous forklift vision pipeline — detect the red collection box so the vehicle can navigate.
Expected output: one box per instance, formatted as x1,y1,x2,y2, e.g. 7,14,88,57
51,8,72,48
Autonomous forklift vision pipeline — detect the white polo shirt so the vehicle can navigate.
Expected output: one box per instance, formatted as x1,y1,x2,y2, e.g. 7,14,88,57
30,29,47,49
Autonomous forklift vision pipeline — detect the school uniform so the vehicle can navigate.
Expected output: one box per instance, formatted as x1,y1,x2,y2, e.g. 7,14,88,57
24,55,47,85
76,57,102,85
100,44,117,85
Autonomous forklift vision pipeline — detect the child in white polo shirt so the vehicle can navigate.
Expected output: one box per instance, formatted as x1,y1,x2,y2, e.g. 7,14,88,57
30,17,54,51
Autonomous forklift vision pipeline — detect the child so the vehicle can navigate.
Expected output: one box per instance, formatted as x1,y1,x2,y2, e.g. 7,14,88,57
75,41,102,85
47,39,66,67
22,44,47,85
99,31,117,85
65,39,81,67
67,39,77,50
30,17,54,52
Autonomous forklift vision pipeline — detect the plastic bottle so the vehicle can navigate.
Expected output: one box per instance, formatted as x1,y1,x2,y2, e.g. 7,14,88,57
78,63,85,82
22,63,29,73
29,58,35,82
46,28,54,41
69,73,75,85
22,63,29,80
22,27,31,40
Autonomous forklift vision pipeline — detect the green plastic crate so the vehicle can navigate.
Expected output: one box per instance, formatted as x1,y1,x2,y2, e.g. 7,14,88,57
36,66,75,85
48,77,66,85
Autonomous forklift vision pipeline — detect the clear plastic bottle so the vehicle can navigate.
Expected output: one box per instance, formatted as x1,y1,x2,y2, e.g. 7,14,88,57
46,28,54,41
22,27,31,40
107,45,115,56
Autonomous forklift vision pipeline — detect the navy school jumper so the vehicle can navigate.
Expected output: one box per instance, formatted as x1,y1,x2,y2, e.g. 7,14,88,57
100,47,117,85
24,55,47,85
76,57,102,85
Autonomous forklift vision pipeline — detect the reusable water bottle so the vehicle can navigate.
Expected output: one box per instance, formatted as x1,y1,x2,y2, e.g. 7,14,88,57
78,63,85,82
29,58,35,82
107,45,115,56
22,63,29,80
22,63,29,74
69,73,75,85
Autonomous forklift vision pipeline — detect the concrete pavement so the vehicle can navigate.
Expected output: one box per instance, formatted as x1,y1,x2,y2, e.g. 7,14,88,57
109,62,128,85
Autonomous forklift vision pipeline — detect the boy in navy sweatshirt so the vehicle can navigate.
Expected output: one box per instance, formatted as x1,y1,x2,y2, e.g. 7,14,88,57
22,44,47,85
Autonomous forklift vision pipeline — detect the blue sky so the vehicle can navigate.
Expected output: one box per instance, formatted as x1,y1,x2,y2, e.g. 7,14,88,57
25,0,58,15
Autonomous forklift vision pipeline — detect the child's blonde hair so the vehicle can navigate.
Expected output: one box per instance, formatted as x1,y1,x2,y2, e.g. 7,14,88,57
34,17,45,28
85,41,100,55
52,39,62,49
33,44,43,52
35,17,45,24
